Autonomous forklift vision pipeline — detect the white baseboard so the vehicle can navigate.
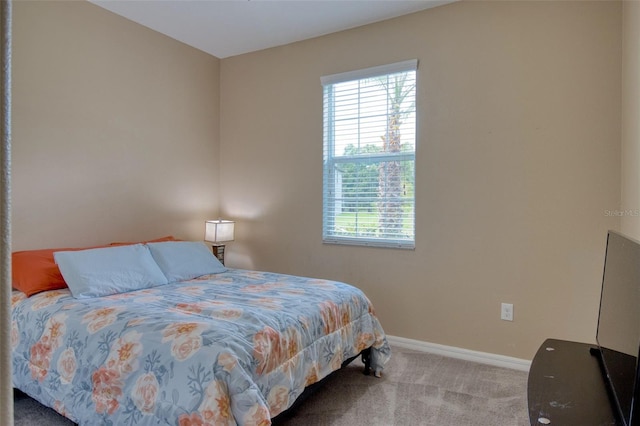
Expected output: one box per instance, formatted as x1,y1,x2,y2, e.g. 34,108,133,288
386,335,531,372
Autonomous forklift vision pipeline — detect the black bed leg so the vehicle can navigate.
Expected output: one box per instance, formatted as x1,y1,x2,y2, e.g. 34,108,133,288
361,347,372,376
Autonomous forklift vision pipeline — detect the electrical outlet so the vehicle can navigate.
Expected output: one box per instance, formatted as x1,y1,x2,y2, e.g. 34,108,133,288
501,303,514,321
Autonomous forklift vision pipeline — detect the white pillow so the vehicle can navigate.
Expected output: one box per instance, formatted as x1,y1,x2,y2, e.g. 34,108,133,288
147,241,226,283
54,244,169,298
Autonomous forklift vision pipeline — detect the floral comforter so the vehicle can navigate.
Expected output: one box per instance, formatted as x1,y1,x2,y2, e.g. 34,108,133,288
11,269,391,425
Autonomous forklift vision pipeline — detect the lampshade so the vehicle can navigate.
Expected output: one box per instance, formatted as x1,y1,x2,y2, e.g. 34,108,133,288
205,220,235,243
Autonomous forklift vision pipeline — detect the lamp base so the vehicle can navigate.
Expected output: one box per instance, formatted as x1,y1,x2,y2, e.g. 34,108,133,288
211,244,225,265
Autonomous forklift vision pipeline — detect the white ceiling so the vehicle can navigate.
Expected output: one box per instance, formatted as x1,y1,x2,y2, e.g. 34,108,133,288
89,0,455,59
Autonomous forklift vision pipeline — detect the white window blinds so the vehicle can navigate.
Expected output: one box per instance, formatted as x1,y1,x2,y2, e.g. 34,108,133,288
322,60,417,249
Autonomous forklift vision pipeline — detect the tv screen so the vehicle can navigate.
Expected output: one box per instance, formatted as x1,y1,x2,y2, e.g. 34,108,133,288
596,230,640,425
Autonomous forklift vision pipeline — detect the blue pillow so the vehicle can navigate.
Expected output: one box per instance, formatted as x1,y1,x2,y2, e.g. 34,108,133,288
147,241,226,283
54,244,169,298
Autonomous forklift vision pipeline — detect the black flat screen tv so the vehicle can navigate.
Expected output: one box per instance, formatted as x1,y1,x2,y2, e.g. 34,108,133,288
596,230,640,426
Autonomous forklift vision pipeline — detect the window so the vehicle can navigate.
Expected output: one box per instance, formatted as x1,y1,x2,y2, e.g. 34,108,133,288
322,60,417,249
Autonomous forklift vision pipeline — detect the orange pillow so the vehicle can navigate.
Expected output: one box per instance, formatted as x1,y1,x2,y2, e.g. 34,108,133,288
12,247,93,297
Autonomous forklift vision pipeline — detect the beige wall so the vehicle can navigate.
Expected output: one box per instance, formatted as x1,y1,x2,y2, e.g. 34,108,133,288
622,0,640,239
220,0,622,359
10,0,627,361
12,1,220,251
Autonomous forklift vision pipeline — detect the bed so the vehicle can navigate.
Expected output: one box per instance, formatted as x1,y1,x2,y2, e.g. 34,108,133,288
10,241,391,425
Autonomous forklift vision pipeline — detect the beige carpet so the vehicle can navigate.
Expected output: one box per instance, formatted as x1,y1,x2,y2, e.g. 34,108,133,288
275,346,529,426
14,345,530,426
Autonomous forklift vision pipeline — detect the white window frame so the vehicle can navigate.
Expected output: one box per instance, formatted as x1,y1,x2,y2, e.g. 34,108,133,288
321,60,418,249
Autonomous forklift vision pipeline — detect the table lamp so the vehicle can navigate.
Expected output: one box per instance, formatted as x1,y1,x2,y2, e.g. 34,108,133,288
205,219,235,265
